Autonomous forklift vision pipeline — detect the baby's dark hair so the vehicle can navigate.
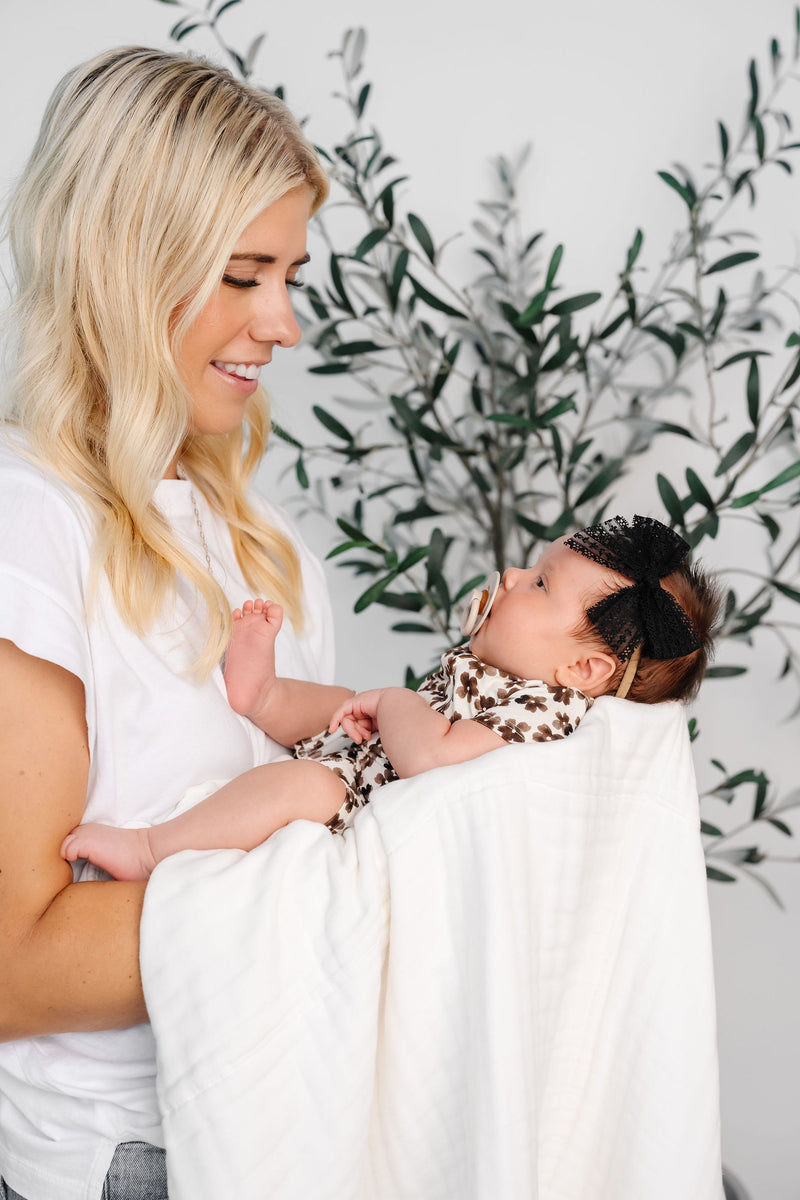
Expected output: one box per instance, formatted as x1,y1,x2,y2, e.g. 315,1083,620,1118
572,559,723,704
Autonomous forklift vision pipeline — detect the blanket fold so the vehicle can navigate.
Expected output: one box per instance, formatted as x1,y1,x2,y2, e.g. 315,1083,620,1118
141,696,723,1199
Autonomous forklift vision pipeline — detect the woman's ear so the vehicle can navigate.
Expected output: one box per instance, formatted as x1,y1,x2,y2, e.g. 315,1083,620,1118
554,651,618,697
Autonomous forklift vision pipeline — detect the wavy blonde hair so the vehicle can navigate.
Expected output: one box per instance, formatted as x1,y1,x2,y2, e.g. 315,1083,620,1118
3,46,328,674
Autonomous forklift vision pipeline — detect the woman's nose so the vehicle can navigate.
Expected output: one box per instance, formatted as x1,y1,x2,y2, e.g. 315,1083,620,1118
250,286,302,349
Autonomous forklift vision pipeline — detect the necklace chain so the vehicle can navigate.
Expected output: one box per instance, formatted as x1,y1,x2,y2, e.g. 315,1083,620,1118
176,462,216,582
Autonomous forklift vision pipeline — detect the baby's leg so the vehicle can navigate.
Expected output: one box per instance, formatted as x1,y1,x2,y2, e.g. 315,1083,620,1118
224,598,283,724
61,760,347,881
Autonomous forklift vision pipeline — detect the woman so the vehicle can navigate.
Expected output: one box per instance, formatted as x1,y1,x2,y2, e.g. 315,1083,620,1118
0,46,339,1199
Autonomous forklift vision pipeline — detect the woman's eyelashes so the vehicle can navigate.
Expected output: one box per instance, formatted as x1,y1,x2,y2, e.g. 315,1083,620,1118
221,275,305,290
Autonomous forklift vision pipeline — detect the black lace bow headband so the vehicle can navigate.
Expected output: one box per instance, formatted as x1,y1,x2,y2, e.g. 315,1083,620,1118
564,515,700,663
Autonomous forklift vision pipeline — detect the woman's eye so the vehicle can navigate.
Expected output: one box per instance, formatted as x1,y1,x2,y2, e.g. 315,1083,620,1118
286,278,305,290
222,275,258,289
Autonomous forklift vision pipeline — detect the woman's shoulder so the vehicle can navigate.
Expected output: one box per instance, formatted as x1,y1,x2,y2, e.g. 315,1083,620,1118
0,430,95,548
0,430,88,509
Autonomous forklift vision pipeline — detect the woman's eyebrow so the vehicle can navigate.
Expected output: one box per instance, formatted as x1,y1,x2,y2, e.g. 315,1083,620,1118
227,252,311,267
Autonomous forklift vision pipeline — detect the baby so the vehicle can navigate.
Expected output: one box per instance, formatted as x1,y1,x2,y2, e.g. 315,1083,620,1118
61,515,720,879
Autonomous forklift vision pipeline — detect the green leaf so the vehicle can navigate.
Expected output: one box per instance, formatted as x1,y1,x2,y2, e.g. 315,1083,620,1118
657,170,696,208
549,292,602,316
392,622,435,633
642,324,685,359
331,340,384,356
517,290,549,327
545,244,563,289
574,458,624,507
408,276,467,319
717,349,770,369
747,357,760,424
329,253,355,314
408,213,436,263
354,227,389,260
752,114,766,162
704,251,760,275
701,821,723,836
313,405,353,442
768,817,793,836
625,228,644,272
706,865,737,883
356,82,371,118
748,58,759,121
705,666,748,678
718,121,729,164
657,474,684,525
308,362,351,375
686,468,714,510
171,19,202,40
393,499,440,525
389,247,409,308
715,431,755,475
599,310,629,339
780,350,800,393
773,580,800,603
730,459,800,506
214,0,242,20
354,575,395,613
295,456,309,489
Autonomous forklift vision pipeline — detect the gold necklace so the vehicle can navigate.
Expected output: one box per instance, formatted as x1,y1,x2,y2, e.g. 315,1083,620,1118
176,462,216,582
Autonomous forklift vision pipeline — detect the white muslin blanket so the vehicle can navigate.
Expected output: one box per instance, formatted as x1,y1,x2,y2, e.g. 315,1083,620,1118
140,696,723,1199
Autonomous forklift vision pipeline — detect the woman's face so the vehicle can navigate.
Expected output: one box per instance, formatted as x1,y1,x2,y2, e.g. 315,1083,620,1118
175,184,313,437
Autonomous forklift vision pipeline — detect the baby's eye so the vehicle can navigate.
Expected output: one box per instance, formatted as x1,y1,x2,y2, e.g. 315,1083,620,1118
535,576,546,590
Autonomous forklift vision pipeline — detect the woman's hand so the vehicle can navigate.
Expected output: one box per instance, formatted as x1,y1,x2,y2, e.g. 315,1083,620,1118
329,688,389,743
0,639,148,1041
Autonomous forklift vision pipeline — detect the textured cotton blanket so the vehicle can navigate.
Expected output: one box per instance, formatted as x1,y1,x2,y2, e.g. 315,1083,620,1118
140,696,723,1199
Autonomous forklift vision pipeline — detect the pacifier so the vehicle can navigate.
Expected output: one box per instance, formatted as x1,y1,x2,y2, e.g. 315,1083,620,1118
460,571,501,636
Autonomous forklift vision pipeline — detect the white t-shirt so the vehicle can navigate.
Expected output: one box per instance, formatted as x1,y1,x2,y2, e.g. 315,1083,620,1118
0,437,336,1200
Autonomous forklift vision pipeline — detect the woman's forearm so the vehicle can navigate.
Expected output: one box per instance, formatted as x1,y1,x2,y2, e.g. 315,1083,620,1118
0,639,148,1040
1,878,148,1041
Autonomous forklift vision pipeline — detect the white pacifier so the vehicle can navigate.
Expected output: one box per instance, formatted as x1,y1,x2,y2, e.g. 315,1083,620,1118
460,571,501,636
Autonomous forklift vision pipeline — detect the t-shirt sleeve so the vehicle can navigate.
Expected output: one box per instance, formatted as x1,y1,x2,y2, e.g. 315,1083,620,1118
0,460,95,727
472,684,593,744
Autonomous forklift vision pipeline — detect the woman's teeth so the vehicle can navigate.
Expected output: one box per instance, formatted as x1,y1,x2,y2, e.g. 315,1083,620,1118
213,361,261,380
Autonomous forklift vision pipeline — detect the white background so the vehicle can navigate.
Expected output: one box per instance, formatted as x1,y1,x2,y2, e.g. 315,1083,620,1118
1,1,799,1195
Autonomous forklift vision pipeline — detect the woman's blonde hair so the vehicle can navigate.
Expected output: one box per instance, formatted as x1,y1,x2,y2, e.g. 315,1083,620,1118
3,45,329,673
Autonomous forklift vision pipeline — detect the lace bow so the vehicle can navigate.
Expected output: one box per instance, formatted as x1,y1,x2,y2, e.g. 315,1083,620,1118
564,515,700,662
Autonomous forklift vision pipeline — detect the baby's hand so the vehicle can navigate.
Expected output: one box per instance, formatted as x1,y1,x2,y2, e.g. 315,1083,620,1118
329,688,388,744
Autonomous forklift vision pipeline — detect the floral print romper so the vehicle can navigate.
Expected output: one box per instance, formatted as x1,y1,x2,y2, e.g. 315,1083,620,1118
294,647,593,835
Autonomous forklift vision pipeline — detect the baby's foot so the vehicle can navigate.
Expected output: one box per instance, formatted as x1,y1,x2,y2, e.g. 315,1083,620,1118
60,823,157,881
224,598,283,722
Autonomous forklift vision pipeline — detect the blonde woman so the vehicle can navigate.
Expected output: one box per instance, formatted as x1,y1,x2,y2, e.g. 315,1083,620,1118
0,47,348,1199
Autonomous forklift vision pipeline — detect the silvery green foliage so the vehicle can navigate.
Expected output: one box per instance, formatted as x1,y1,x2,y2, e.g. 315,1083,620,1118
156,0,800,899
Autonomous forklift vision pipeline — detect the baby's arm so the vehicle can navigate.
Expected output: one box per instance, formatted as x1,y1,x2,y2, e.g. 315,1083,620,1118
224,600,354,745
330,687,506,777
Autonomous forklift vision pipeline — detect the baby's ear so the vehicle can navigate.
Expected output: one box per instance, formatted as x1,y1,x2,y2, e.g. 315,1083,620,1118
555,651,617,697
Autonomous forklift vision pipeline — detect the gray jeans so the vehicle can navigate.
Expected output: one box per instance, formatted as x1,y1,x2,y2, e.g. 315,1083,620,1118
1,1141,167,1199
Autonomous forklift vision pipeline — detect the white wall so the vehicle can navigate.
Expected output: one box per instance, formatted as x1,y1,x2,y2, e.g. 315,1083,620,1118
2,2,799,1195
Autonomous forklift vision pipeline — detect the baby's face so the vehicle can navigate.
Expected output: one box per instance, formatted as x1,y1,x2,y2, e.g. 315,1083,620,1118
468,538,627,684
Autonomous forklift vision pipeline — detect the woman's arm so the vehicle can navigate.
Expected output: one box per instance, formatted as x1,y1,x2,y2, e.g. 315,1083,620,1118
331,686,506,777
0,639,147,1041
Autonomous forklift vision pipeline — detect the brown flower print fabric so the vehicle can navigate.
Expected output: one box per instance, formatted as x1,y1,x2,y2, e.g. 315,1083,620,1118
294,647,593,834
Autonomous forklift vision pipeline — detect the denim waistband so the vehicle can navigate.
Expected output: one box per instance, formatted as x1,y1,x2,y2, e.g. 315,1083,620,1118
1,1141,167,1200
